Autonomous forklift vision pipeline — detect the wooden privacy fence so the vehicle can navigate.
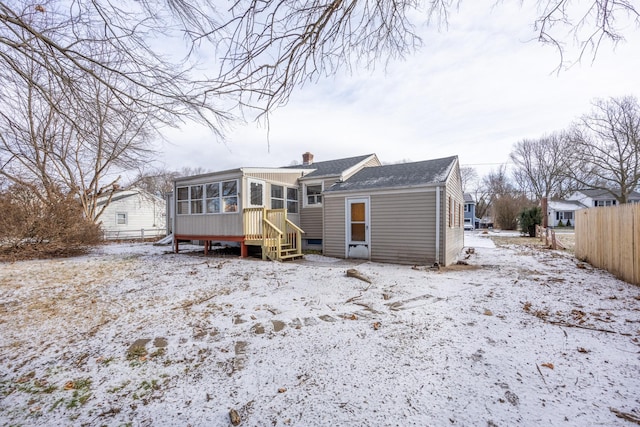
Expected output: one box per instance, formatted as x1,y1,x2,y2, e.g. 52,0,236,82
575,204,640,286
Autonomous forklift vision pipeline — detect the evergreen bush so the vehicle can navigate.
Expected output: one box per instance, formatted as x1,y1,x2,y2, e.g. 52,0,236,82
518,206,542,237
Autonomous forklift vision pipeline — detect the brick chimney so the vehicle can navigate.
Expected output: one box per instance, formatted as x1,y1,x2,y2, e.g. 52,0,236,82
302,152,314,165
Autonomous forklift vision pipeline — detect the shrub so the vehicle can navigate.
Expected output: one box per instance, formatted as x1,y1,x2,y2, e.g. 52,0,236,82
566,219,572,227
518,206,542,237
557,219,564,227
0,185,102,260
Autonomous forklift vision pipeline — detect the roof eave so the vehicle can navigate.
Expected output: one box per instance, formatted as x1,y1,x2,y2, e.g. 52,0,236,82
325,181,446,195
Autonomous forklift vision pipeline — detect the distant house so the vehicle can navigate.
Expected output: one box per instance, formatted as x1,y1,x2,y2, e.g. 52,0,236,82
172,153,465,266
546,199,586,228
96,188,166,240
566,189,640,207
463,193,479,230
545,189,640,228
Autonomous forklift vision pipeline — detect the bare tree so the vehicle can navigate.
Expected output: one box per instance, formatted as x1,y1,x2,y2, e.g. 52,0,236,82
567,95,640,203
2,1,637,131
0,49,153,222
216,0,639,108
510,132,573,201
483,165,530,230
128,167,181,197
460,166,478,193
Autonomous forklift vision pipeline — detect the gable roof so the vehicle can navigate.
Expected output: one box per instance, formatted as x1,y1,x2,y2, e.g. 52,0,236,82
96,187,164,206
326,156,458,192
576,188,640,200
548,199,588,211
463,193,475,203
283,154,376,178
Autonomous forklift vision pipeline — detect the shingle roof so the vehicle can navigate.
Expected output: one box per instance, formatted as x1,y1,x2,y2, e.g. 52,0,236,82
326,156,457,192
548,199,588,211
577,188,640,199
283,154,375,178
463,193,475,203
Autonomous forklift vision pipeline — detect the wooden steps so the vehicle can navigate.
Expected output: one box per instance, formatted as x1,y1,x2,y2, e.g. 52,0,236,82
243,207,304,262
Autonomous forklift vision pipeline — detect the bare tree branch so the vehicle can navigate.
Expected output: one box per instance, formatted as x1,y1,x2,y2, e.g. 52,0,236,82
566,95,640,203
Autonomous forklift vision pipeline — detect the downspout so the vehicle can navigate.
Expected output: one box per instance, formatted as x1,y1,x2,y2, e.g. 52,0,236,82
435,186,440,264
172,181,177,253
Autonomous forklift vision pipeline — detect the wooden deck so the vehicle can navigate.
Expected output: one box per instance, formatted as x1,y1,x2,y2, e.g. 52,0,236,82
173,208,304,261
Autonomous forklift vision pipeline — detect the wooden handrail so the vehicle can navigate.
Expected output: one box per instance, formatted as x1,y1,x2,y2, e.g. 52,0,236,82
285,218,304,234
244,207,304,261
263,218,283,236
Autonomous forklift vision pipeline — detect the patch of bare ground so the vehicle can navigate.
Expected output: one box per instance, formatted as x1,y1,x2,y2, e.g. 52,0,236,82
439,263,482,272
489,232,575,252
555,232,575,252
490,235,548,249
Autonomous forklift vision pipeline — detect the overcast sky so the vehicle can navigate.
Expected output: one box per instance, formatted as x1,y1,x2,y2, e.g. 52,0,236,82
157,1,640,178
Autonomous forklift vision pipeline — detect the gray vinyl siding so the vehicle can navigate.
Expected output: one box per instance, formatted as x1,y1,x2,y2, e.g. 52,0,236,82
444,164,465,265
175,171,243,237
175,211,243,236
363,156,382,168
324,190,440,265
300,207,323,239
323,196,346,258
370,192,437,265
342,156,382,181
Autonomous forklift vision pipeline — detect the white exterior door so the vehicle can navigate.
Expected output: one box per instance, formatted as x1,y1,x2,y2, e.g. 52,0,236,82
346,197,370,259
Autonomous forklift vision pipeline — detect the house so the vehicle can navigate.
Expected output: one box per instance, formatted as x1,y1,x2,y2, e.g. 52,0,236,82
463,193,479,230
172,153,465,266
566,189,640,207
96,188,166,240
323,156,464,265
546,199,586,228
545,189,640,228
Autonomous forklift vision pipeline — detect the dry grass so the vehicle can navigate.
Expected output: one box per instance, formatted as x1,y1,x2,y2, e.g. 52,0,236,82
490,235,548,248
489,231,576,253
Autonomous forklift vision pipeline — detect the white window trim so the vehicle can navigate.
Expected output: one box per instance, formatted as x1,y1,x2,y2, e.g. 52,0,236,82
176,186,190,215
116,212,127,225
286,187,299,214
270,184,285,209
189,184,204,215
177,180,239,215
303,182,324,208
247,178,265,208
220,180,240,214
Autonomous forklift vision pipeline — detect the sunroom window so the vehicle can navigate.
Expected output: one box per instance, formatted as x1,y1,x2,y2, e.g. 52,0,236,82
222,180,238,212
178,180,238,214
287,188,299,213
271,185,284,209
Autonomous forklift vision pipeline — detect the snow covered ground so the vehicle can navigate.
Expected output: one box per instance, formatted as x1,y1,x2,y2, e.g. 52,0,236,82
1,233,639,426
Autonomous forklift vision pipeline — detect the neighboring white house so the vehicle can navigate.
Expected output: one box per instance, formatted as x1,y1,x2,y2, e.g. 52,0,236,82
546,189,640,228
566,189,640,207
96,188,166,240
547,199,587,227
